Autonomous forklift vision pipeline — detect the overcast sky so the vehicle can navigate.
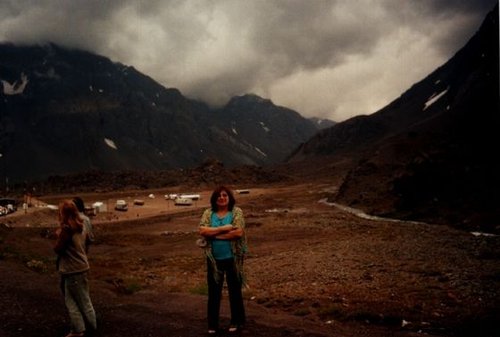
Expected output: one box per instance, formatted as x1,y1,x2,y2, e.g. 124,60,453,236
0,0,496,122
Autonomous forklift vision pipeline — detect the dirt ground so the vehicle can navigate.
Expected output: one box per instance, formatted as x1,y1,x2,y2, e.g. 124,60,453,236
1,182,499,337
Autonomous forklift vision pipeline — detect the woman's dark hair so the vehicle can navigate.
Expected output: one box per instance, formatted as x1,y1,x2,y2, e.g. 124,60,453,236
73,197,85,213
210,185,235,212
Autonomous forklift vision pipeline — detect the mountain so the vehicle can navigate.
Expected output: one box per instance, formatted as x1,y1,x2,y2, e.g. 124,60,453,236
212,94,319,165
308,117,336,130
0,44,319,182
288,4,499,232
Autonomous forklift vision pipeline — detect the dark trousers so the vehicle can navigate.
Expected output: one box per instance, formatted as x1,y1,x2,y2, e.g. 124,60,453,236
207,258,246,330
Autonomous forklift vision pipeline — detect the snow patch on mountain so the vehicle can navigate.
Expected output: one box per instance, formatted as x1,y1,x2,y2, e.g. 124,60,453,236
104,138,118,150
1,73,28,95
423,87,449,110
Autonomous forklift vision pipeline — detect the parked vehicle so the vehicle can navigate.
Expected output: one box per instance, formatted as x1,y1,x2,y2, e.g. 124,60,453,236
180,194,200,200
0,198,17,214
115,199,128,211
174,197,193,206
0,198,17,216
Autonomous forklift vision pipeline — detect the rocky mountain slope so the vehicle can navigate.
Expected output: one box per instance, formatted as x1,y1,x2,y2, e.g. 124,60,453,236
0,44,321,182
288,4,499,233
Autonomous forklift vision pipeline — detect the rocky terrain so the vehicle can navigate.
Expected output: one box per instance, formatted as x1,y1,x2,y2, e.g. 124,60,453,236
1,178,499,337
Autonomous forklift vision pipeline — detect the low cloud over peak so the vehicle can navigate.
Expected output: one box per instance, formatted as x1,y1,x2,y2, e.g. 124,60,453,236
1,0,496,121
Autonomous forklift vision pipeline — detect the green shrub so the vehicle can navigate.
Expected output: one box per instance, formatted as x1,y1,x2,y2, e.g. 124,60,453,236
26,259,48,273
293,307,311,316
123,282,142,294
317,304,346,320
189,283,208,296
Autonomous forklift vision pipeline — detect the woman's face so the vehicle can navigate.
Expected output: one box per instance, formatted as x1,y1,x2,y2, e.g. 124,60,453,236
216,190,230,209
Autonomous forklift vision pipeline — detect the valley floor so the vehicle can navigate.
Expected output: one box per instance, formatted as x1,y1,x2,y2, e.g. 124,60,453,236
1,182,499,337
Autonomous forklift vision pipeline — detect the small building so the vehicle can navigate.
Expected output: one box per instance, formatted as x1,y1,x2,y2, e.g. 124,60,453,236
92,202,107,213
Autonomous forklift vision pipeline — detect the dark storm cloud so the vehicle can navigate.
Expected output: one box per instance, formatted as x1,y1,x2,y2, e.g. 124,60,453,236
0,0,496,121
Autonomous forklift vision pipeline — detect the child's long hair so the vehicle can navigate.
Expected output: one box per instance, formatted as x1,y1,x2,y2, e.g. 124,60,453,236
58,200,83,233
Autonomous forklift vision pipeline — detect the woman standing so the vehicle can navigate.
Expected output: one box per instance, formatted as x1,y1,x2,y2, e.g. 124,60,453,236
54,200,97,337
199,186,247,335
